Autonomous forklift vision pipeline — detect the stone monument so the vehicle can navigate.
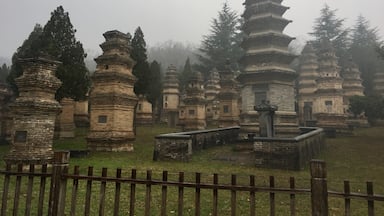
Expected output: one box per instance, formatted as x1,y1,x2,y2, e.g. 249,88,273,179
74,100,89,127
87,30,138,152
254,100,277,137
238,0,298,137
182,70,206,131
4,56,62,164
57,97,75,138
136,95,153,125
205,68,220,125
162,65,180,127
218,61,240,127
297,43,319,126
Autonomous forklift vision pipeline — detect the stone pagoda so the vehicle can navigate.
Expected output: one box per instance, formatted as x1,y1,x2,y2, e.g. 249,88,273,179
57,98,75,138
218,61,240,127
74,99,89,127
4,56,62,165
238,0,298,137
162,65,180,127
297,43,319,126
205,68,220,125
182,70,206,131
314,40,347,132
373,71,384,97
0,83,12,142
136,95,153,125
87,30,138,152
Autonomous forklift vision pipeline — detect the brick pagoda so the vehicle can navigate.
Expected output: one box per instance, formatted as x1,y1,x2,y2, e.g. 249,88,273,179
87,30,138,151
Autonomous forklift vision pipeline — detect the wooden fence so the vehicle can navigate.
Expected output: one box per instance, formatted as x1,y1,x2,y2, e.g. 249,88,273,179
0,152,384,216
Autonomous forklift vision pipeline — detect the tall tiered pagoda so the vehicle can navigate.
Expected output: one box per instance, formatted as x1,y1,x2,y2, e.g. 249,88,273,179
182,70,206,131
162,65,180,127
218,61,240,127
297,43,319,126
314,40,347,131
5,56,62,164
342,59,365,107
238,0,298,136
205,68,220,125
373,71,384,97
87,30,138,152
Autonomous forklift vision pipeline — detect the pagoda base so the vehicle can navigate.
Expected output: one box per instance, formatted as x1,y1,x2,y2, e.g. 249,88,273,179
136,113,153,125
4,150,54,165
87,131,135,152
274,111,300,137
315,113,350,137
183,120,206,131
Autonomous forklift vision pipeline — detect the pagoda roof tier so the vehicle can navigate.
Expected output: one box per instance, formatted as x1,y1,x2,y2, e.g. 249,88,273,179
92,71,136,85
244,0,283,6
99,41,130,53
314,89,344,94
103,30,131,42
94,54,135,68
243,14,291,33
240,49,296,65
243,1,289,18
241,31,294,48
237,68,297,83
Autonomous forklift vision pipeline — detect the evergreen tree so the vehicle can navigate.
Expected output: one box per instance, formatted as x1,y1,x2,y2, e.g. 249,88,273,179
131,27,151,96
196,2,243,78
7,24,43,94
0,64,10,83
147,60,163,121
310,4,350,66
40,6,90,101
178,58,193,92
350,15,384,95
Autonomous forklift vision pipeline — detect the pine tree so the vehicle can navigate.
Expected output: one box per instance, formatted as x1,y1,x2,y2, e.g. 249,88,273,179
7,24,43,94
131,27,151,96
350,15,384,95
179,58,193,92
310,4,350,66
40,6,90,101
147,60,163,121
0,64,10,83
196,2,243,78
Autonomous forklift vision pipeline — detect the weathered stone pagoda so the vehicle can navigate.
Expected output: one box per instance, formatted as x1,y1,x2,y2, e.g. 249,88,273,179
314,40,347,132
136,95,153,125
205,68,220,125
0,83,12,142
238,0,298,137
373,71,384,97
182,70,206,131
87,30,138,152
342,58,365,103
4,56,62,164
297,43,319,126
74,100,89,127
57,98,75,138
218,61,240,127
162,65,180,127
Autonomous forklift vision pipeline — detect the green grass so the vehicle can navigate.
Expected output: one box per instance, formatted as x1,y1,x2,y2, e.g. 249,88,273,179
1,126,384,215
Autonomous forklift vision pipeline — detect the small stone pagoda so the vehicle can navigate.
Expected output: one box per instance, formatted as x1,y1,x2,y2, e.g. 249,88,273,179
136,95,153,125
218,61,240,127
314,40,347,131
162,65,180,127
4,56,62,164
0,83,12,142
205,68,220,125
182,70,206,131
87,30,138,152
74,100,89,127
297,43,319,126
373,71,384,97
57,98,75,138
238,0,298,137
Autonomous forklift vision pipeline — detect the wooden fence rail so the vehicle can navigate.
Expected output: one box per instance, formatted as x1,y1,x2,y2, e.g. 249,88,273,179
0,151,383,215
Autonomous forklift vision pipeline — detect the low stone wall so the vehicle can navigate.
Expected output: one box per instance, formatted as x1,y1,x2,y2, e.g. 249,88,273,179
154,126,325,170
153,127,240,162
247,127,325,170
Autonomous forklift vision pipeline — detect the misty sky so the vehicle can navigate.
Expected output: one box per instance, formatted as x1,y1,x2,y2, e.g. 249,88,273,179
1,0,383,59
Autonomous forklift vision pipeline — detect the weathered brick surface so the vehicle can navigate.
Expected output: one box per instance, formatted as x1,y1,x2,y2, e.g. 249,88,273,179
4,57,62,164
57,98,75,138
87,30,138,152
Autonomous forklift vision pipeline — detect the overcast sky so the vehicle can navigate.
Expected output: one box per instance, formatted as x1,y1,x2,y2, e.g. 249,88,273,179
1,0,383,60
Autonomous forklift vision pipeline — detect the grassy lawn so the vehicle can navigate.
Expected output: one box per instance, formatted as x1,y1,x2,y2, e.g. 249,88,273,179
0,125,384,215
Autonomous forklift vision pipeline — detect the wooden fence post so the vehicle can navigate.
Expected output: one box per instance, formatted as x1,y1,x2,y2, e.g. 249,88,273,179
310,160,328,216
48,151,70,216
